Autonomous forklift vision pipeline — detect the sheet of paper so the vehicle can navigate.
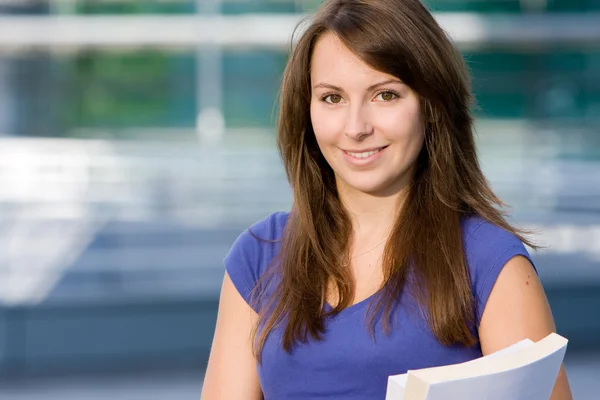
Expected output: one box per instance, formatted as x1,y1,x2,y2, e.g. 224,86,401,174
414,342,566,400
386,374,408,400
385,338,551,400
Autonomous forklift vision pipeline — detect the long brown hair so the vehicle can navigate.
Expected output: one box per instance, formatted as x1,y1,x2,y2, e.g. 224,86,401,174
253,0,534,361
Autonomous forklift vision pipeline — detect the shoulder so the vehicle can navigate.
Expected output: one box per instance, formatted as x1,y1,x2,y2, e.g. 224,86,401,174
461,215,528,256
250,211,290,241
228,211,289,251
460,215,536,322
461,215,533,265
225,211,290,272
223,212,289,308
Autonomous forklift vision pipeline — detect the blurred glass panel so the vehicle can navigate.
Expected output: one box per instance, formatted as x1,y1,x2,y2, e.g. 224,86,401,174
69,0,298,15
3,46,600,137
4,0,600,15
423,0,600,12
467,49,600,122
67,51,197,133
424,0,522,12
0,2,49,15
74,0,195,14
223,50,287,127
547,0,600,11
222,0,297,14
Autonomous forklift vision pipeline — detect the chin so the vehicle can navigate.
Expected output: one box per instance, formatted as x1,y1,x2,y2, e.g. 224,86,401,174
340,178,390,195
337,171,409,197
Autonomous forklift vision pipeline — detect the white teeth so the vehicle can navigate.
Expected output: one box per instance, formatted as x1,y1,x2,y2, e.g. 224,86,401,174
346,148,383,159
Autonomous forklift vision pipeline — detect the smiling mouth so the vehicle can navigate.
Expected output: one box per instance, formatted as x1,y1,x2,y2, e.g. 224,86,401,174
343,146,388,159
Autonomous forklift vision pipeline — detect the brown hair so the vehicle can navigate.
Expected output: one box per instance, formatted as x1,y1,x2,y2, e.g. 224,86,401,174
252,0,534,361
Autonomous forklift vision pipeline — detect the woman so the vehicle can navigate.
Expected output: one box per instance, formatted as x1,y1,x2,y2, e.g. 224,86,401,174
201,0,573,399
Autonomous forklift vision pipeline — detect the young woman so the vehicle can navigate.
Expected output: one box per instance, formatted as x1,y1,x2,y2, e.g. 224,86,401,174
201,0,573,398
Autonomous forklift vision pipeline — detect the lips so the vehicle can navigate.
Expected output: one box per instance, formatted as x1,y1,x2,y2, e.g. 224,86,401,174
343,146,388,159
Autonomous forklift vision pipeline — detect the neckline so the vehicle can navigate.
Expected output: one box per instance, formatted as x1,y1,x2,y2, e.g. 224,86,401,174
324,289,383,314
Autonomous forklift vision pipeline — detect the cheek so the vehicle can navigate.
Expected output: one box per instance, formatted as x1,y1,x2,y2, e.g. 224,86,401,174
384,104,424,142
310,104,343,145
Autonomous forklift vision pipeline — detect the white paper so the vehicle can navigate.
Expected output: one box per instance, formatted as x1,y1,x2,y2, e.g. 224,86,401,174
386,374,408,400
424,344,566,400
385,338,563,400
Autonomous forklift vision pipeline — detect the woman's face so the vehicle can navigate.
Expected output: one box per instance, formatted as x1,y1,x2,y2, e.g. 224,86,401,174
310,32,425,197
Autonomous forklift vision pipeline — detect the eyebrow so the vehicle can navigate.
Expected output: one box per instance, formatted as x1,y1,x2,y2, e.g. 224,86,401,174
312,79,403,92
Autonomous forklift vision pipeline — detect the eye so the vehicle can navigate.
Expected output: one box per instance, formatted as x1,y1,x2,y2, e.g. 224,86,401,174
374,91,399,102
323,94,344,104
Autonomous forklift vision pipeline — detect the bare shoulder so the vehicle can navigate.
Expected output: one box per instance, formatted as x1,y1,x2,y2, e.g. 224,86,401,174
479,255,573,400
479,255,552,351
201,273,263,400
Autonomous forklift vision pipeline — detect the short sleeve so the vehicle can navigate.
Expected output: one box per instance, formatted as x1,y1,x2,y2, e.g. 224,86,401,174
462,217,536,324
223,212,288,312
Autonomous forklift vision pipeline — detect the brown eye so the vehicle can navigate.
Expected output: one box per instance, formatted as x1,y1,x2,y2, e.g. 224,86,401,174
375,91,398,101
324,94,343,104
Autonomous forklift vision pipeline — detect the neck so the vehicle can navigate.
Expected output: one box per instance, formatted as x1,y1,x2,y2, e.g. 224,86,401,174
337,184,408,240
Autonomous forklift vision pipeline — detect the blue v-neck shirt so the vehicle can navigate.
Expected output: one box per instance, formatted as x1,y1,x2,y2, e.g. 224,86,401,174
223,211,534,399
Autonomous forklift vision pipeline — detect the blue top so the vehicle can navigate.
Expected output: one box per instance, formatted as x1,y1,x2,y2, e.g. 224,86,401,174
224,211,534,400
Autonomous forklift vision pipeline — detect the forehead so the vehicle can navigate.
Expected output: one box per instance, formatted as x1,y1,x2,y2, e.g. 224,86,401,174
310,32,396,86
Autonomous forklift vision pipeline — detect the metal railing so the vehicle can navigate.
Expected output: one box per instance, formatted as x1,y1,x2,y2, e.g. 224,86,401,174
0,13,599,52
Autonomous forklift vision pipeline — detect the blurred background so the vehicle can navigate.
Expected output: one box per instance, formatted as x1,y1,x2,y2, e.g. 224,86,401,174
0,0,598,399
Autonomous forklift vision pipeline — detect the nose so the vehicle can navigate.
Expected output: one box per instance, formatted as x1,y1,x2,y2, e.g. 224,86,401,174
344,103,373,141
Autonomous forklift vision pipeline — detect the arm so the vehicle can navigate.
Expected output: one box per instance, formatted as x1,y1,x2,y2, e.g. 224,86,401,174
201,272,263,400
478,255,572,400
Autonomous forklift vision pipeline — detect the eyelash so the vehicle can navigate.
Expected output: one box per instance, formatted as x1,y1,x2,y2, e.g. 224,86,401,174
320,89,400,104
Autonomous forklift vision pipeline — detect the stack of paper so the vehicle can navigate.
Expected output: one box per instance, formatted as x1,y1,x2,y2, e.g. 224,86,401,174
386,332,568,400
